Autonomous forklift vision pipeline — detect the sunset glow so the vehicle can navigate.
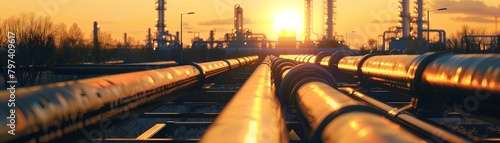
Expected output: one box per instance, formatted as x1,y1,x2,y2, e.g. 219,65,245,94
1,0,499,46
274,10,302,35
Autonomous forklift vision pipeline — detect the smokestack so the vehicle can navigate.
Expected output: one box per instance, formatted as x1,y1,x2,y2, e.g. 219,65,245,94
124,33,127,45
93,21,100,63
147,28,152,48
156,0,166,48
210,30,215,48
93,21,99,48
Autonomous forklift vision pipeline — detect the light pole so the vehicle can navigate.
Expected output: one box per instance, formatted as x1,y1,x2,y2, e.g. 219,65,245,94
496,16,498,35
181,12,195,48
427,8,447,52
180,12,195,62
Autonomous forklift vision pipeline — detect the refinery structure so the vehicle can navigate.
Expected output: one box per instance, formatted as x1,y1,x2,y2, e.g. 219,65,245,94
147,0,426,50
143,0,497,52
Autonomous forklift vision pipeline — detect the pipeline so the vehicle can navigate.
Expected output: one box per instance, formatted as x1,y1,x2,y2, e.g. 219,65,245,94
201,56,288,143
269,56,432,142
54,61,178,75
280,52,500,124
0,55,259,143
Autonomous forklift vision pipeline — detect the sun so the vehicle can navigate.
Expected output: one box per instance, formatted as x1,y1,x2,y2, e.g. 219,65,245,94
274,10,302,33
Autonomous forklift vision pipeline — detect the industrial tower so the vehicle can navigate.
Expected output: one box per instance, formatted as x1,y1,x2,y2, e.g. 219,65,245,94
324,0,336,41
304,0,313,43
155,0,166,48
399,0,411,38
396,0,427,39
304,0,336,42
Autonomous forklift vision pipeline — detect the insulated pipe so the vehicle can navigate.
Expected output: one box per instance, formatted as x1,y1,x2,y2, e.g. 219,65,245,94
201,56,289,143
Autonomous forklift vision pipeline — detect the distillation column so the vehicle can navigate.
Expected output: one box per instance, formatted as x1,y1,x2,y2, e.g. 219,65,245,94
304,0,312,43
234,5,244,42
400,0,411,38
325,0,336,40
156,0,166,48
417,0,424,40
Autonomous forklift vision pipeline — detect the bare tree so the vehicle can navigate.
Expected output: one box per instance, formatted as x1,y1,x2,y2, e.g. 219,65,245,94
447,25,490,53
57,23,86,64
0,13,57,87
367,38,377,50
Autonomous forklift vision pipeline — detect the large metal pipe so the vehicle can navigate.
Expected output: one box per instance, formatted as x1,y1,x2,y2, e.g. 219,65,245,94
270,58,427,142
201,56,289,143
282,52,500,124
0,55,258,142
54,61,178,75
340,87,472,143
419,54,500,122
272,54,477,142
0,65,202,142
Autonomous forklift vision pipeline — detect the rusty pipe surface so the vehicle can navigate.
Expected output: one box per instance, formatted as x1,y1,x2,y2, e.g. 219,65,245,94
0,55,258,143
201,56,289,143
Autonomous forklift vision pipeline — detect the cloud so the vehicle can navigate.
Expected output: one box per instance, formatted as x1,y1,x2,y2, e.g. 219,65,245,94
198,18,254,26
451,16,497,23
432,0,500,17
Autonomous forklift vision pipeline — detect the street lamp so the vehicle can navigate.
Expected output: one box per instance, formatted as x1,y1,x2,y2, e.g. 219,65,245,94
179,12,194,62
180,12,194,49
427,8,447,51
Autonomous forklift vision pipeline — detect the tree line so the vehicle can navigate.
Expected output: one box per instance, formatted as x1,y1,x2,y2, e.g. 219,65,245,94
0,13,159,87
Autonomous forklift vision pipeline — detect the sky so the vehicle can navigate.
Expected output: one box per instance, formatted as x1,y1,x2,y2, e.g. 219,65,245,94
1,0,499,48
